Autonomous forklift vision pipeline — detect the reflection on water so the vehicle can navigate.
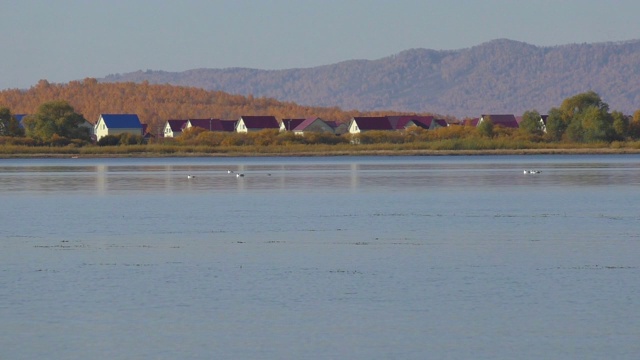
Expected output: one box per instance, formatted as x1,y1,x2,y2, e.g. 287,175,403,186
2,155,640,194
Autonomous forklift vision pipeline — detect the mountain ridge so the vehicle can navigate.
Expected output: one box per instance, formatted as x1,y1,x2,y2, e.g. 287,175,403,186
101,39,640,117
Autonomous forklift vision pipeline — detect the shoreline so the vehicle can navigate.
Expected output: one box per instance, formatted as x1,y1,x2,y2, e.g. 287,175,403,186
3,147,640,159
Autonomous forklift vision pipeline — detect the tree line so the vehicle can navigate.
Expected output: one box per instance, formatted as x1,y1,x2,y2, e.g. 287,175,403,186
1,80,640,147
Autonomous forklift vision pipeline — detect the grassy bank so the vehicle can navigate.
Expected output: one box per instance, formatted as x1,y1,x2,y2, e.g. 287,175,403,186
2,140,640,158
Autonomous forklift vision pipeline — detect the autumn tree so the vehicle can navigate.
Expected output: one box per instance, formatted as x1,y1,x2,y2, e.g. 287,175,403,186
0,107,25,137
519,110,544,136
477,116,494,138
22,101,91,143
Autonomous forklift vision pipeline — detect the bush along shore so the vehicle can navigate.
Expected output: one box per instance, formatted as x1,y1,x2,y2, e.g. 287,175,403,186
2,132,640,158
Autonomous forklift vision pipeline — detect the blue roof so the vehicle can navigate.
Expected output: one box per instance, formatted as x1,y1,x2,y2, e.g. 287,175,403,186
100,114,142,129
14,114,27,128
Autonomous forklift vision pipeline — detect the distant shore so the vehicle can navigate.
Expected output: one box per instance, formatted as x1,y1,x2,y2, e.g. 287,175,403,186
3,147,640,159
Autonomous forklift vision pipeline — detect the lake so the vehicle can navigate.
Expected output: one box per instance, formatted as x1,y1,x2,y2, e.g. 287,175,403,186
1,155,639,359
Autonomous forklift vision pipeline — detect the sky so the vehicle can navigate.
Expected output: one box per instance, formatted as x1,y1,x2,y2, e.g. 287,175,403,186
2,0,640,90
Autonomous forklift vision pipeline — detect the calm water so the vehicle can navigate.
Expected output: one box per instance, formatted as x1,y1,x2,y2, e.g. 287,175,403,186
1,155,639,359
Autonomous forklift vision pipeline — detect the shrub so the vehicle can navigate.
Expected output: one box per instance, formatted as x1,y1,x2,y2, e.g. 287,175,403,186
97,135,120,146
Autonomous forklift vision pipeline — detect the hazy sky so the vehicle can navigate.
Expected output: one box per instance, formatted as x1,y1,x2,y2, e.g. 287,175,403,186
2,0,640,90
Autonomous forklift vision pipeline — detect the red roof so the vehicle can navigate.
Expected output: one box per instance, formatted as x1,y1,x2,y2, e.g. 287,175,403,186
324,121,338,128
292,117,330,131
352,117,393,130
167,119,188,132
240,116,280,129
434,119,448,127
388,115,436,129
187,118,222,131
464,118,480,126
480,114,519,128
220,120,237,132
281,118,305,131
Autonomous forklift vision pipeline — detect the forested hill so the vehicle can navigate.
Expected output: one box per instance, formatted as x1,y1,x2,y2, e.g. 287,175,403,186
0,80,415,132
101,39,640,117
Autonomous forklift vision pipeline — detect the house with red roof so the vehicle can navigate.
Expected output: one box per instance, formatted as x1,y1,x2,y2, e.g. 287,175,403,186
349,116,447,134
292,117,335,136
388,115,448,130
201,119,237,132
163,119,188,138
220,119,238,132
280,118,305,132
236,116,280,133
348,117,393,134
478,114,519,128
186,118,227,132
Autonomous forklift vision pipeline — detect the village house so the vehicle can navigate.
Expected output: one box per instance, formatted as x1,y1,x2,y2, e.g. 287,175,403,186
540,115,548,133
236,116,279,133
280,118,305,132
94,114,142,141
478,114,519,128
186,118,237,132
348,115,447,134
292,117,336,136
387,115,448,130
348,117,393,134
163,119,188,138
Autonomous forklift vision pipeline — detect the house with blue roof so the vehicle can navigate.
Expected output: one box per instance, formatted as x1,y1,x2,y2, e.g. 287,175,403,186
12,114,27,128
95,114,142,141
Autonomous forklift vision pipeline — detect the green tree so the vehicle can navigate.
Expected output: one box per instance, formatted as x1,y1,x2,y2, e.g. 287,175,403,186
611,111,629,140
550,91,616,142
0,107,25,137
519,110,543,136
477,116,494,138
579,105,614,142
22,101,90,143
544,108,566,141
628,110,640,140
559,91,609,121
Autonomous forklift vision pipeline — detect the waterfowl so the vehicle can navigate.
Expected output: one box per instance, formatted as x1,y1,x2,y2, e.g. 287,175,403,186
187,175,195,179
236,173,244,177
227,170,233,174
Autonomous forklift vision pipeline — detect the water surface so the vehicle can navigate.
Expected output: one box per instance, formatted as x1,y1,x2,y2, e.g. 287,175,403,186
1,155,639,359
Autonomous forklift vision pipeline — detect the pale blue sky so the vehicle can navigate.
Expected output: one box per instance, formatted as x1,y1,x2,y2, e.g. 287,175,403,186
2,0,639,90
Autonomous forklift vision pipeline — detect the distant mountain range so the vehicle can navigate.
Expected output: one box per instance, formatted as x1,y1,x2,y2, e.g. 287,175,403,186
100,39,640,118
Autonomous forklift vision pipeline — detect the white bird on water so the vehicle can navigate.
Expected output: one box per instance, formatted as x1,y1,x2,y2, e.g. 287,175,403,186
236,173,244,178
227,170,233,174
187,175,195,179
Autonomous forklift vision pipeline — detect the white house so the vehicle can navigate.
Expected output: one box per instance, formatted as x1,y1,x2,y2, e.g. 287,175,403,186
163,119,188,138
94,114,143,141
235,116,280,133
348,117,393,134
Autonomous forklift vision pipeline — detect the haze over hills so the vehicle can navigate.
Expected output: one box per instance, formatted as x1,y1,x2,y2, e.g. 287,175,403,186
101,39,640,118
